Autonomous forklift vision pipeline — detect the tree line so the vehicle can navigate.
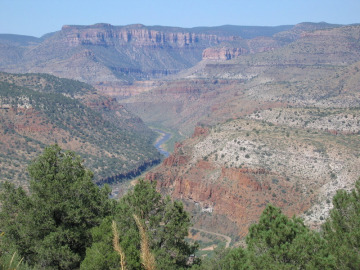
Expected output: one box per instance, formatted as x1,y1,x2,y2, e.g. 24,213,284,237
0,145,359,269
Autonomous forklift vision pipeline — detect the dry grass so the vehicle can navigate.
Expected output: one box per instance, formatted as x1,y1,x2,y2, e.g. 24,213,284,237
1,252,24,270
112,220,127,270
133,214,156,270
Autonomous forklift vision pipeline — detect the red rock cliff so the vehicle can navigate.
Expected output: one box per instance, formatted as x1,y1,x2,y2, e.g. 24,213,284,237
145,136,313,237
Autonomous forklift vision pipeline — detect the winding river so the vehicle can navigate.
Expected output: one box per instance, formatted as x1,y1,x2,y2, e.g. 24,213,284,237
153,129,172,157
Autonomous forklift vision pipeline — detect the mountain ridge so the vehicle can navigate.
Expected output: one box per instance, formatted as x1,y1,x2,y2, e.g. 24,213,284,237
0,22,342,84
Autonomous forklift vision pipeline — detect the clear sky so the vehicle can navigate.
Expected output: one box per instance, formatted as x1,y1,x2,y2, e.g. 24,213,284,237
1,0,359,37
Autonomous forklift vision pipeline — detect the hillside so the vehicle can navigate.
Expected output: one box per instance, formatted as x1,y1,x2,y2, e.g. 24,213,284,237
146,109,360,238
0,73,161,186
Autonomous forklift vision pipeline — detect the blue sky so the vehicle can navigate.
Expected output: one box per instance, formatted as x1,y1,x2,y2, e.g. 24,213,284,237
1,0,359,37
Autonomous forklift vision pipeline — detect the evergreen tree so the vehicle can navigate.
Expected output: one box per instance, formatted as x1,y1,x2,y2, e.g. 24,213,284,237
0,145,112,269
81,179,198,270
246,205,335,269
323,180,360,269
78,217,119,270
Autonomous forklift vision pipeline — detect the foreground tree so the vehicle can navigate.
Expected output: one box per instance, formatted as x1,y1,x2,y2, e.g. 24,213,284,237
323,180,360,269
197,205,336,269
246,205,335,269
0,145,112,269
81,179,199,270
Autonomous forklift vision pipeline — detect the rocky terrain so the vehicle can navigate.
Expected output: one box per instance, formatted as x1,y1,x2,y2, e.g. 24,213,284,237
147,112,360,238
131,24,360,240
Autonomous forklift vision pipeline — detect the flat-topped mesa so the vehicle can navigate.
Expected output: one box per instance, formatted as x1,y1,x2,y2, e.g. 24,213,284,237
60,23,239,48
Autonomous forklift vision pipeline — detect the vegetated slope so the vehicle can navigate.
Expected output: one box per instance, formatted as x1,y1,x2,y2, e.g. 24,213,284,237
146,109,360,238
0,73,161,186
0,72,154,137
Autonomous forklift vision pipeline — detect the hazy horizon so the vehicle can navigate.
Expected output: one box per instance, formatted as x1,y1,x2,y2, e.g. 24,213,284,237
1,0,359,37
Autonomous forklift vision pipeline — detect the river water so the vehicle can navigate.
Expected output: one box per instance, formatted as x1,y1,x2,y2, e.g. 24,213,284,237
153,129,172,157
108,129,172,198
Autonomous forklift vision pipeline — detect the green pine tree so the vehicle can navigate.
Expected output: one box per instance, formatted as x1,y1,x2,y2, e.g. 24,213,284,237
81,179,198,270
0,145,113,269
323,180,360,269
246,205,335,269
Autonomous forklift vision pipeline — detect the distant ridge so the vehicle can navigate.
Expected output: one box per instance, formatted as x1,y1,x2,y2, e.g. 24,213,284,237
0,34,41,46
0,22,343,84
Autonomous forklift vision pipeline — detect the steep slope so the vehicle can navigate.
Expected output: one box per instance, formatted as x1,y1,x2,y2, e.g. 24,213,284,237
0,22,345,101
0,72,153,136
146,110,360,238
1,22,359,242
0,73,161,186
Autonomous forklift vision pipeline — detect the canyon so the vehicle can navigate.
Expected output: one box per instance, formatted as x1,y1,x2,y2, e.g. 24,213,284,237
1,22,360,242
131,24,360,239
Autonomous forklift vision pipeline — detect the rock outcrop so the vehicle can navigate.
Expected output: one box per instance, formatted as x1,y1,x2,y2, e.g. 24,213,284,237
146,149,312,237
202,47,248,60
61,24,236,48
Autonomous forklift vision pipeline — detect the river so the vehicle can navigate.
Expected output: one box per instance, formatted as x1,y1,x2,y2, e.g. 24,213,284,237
153,129,172,157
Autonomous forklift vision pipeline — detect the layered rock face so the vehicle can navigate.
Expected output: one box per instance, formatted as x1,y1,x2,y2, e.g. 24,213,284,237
60,24,234,48
0,22,344,85
123,25,360,240
123,25,360,142
146,114,360,238
202,47,248,60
